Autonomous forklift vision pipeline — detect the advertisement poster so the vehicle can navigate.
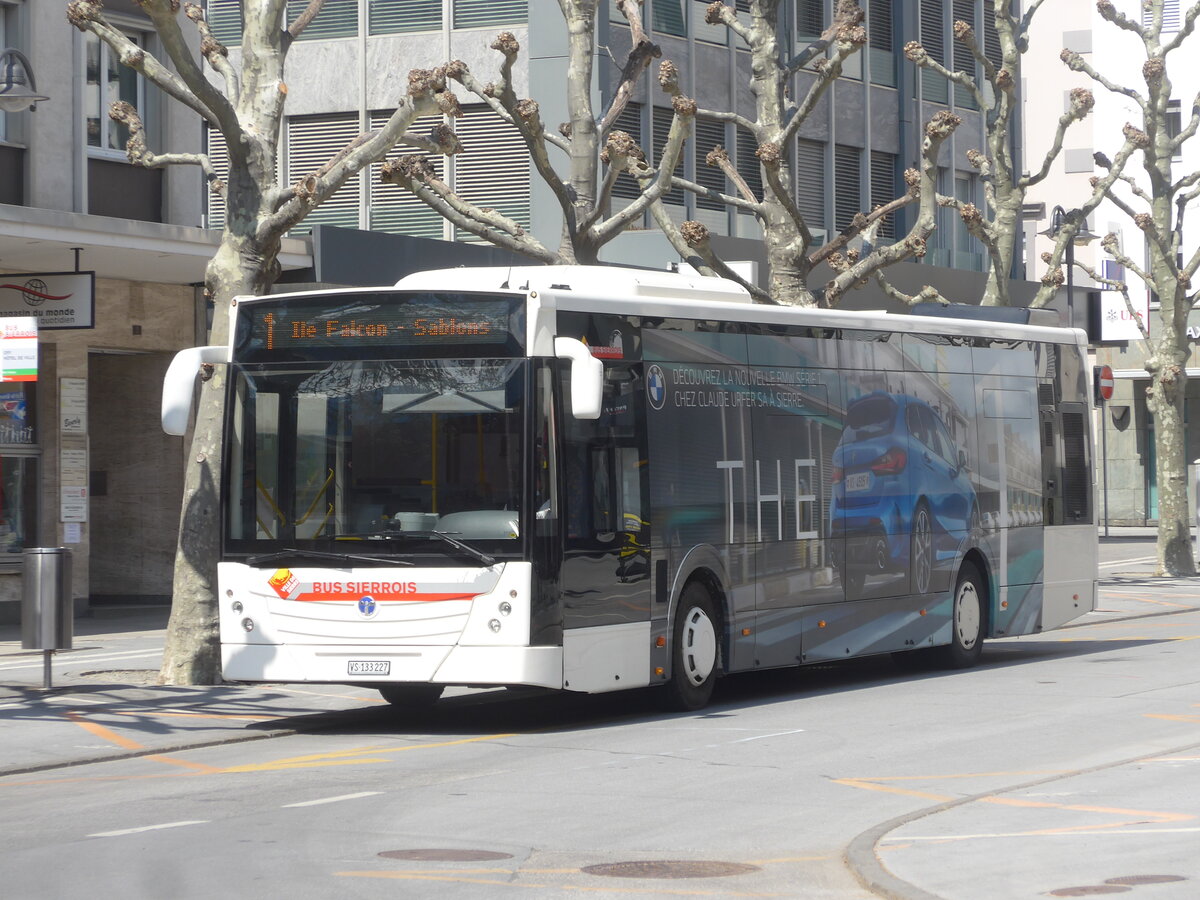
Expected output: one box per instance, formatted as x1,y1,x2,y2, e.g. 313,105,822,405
0,317,37,383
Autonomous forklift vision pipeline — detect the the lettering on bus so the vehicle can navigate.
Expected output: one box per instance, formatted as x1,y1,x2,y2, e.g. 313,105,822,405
311,581,418,594
717,458,820,543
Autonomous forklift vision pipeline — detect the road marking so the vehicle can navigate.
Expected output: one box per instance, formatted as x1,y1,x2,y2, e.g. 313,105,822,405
0,649,160,672
282,791,382,808
114,710,281,722
65,711,144,750
89,820,208,838
337,869,782,895
732,729,806,743
1098,556,1158,569
222,733,518,773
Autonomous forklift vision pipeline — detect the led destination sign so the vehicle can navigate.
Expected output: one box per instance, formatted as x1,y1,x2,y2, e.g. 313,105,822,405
237,292,523,360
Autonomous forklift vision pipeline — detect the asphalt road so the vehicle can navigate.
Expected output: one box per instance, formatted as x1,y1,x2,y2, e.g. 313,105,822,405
1,536,1198,899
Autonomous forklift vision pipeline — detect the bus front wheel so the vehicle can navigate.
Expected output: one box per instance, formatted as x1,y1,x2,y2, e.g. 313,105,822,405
661,584,720,711
378,683,444,709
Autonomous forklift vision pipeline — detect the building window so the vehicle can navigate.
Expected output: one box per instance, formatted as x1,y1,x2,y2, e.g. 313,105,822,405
285,113,363,234
833,144,861,232
919,0,948,105
451,104,532,240
951,0,976,110
203,125,230,230
205,0,358,46
693,116,726,211
869,150,896,240
652,105,686,209
796,138,825,233
454,0,527,29
0,381,38,563
610,101,644,203
369,111,447,238
796,0,824,42
1168,98,1182,159
650,0,686,37
369,0,441,34
868,0,895,88
85,29,144,155
735,126,764,212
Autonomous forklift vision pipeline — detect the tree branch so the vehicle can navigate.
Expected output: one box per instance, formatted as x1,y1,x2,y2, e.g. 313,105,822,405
1019,87,1095,188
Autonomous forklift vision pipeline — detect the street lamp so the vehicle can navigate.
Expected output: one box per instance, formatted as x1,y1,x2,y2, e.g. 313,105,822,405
0,48,49,113
1040,205,1099,329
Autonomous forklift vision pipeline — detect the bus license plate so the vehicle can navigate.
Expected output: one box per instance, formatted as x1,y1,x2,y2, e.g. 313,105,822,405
347,660,390,676
845,472,871,492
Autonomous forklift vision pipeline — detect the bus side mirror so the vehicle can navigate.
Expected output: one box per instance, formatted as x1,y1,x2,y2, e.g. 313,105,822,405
162,345,228,435
554,337,603,420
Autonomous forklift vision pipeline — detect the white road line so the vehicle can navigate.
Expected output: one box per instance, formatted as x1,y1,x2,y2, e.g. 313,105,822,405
89,821,208,838
732,729,807,743
282,792,382,808
1099,555,1158,569
0,649,160,672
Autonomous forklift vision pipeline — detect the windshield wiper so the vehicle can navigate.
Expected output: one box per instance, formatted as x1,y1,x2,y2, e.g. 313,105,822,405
394,530,496,566
246,548,414,567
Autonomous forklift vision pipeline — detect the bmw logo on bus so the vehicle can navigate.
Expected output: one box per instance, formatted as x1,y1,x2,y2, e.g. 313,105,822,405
357,596,378,618
646,364,666,410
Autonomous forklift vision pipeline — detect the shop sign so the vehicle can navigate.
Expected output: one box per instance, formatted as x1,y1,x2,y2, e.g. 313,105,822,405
0,317,37,383
0,272,95,329
1096,290,1148,342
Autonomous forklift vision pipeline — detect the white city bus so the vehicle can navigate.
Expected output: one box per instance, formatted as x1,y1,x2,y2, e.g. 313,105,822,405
162,266,1098,710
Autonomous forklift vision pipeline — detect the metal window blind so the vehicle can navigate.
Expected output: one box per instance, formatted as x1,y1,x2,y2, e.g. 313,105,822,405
981,1,1002,68
452,104,531,240
368,111,447,239
920,0,949,104
652,106,686,206
833,144,861,232
796,139,825,228
203,125,231,231
205,0,358,45
952,0,977,109
651,0,686,37
369,0,442,34
610,101,644,202
797,0,824,38
735,127,763,209
454,0,528,29
868,0,895,87
869,150,896,240
286,114,363,234
694,117,727,211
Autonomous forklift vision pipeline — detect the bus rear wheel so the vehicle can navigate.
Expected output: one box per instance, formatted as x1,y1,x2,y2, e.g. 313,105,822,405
935,562,986,669
661,584,720,711
378,683,444,708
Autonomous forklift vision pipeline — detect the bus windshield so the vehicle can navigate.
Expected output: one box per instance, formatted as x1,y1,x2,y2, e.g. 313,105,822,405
225,358,527,558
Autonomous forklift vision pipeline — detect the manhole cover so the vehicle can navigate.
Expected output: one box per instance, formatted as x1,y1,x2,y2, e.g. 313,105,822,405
1047,887,1131,897
1105,875,1187,886
378,849,513,862
582,860,759,879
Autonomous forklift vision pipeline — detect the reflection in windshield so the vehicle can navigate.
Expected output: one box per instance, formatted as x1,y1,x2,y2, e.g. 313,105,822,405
227,359,525,552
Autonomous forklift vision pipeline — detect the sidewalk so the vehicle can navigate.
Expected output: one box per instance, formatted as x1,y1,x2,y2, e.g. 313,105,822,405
0,609,380,777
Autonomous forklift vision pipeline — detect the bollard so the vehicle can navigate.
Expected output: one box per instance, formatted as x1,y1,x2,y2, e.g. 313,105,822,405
21,547,73,689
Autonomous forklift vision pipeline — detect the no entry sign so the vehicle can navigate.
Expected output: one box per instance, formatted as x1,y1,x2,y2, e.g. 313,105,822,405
1094,364,1115,403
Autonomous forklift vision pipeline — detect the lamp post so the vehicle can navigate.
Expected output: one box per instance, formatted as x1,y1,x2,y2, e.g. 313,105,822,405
0,48,49,112
1040,205,1099,329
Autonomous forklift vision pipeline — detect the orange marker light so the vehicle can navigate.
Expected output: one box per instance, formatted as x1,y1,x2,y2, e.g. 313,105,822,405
818,620,826,628
742,628,751,636
656,636,666,648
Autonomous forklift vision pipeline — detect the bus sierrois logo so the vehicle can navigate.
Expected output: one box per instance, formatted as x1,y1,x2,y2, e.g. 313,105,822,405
269,568,300,599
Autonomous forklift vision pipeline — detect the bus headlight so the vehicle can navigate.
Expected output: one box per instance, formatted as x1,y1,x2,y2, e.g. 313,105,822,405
242,617,255,632
488,619,502,633
499,601,512,616
232,601,243,614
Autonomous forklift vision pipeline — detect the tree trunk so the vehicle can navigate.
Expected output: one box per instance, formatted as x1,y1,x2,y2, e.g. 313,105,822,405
159,234,277,684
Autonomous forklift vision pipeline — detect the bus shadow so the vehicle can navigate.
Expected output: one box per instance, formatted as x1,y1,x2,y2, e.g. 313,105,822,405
254,634,1169,738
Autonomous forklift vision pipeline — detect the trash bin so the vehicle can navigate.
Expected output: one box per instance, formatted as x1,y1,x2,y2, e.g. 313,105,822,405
21,547,73,651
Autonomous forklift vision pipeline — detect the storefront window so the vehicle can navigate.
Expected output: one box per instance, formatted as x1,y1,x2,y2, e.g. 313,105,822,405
0,383,37,561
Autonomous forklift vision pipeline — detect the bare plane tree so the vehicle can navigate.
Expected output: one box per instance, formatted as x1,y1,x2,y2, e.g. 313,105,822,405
67,0,459,683
380,1,717,279
1066,0,1200,575
649,0,946,307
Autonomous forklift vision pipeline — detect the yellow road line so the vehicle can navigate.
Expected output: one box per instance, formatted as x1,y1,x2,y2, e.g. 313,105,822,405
221,733,518,773
65,711,144,751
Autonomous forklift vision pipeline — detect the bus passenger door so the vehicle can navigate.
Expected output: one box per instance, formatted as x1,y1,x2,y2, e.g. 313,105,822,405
558,366,653,689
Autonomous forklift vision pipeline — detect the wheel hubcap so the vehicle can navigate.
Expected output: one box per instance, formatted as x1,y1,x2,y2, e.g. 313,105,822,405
913,509,932,593
955,582,981,649
681,607,717,686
